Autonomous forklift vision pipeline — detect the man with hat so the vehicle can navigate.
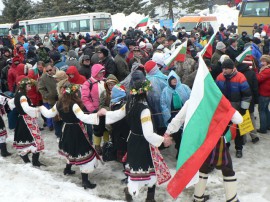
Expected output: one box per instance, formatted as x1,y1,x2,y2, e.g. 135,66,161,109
216,58,252,158
114,45,129,81
211,41,227,65
153,34,166,51
37,42,50,63
98,47,117,77
79,55,92,79
225,38,239,62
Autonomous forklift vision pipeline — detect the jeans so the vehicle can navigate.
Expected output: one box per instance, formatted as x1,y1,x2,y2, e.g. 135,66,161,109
43,103,53,128
54,120,63,138
258,96,270,132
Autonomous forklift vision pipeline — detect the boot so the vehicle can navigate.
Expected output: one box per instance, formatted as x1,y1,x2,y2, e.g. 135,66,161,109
145,185,156,202
81,173,96,189
64,164,75,175
124,187,133,202
223,175,239,202
0,143,11,157
193,172,209,202
20,154,31,163
32,153,45,167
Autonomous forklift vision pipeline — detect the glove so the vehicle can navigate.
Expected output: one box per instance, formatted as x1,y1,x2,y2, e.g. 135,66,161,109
239,108,246,116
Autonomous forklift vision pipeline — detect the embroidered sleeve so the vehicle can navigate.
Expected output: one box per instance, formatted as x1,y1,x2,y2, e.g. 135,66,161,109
106,105,126,124
20,96,39,118
73,104,99,125
141,108,164,147
39,104,58,118
166,100,189,135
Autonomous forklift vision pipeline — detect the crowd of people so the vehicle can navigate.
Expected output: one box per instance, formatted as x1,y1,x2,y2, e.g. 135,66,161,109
0,21,269,202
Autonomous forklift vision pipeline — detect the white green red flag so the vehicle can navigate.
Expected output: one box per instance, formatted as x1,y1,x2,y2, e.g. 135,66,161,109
102,26,115,43
135,17,149,28
201,31,217,58
49,24,58,34
164,40,187,69
236,46,252,63
167,55,236,199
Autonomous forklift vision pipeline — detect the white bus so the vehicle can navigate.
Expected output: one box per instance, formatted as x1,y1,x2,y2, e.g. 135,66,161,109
0,23,22,36
19,12,112,36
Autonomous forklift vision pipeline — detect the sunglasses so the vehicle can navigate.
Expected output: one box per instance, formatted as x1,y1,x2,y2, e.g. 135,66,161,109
46,69,53,72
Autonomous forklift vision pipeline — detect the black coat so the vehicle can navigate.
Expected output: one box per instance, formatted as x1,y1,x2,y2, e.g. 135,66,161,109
78,65,91,79
225,46,239,62
237,63,259,113
100,56,117,77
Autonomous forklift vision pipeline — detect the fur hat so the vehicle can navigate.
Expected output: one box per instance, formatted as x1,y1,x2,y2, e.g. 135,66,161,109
260,55,270,64
216,42,226,50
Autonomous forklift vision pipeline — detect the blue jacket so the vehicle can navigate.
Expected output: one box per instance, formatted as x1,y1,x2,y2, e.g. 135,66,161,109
146,67,168,128
160,71,191,125
251,43,262,67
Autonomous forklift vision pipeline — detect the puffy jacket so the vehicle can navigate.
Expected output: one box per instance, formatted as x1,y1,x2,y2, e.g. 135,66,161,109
66,66,86,84
216,70,252,110
160,71,191,125
81,64,105,112
27,68,43,106
114,54,129,81
256,66,270,97
7,63,19,92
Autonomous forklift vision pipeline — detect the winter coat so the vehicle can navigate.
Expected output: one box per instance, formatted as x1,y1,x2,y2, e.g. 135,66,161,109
182,70,197,89
54,60,69,72
114,54,129,81
226,46,239,62
256,66,270,97
160,71,191,125
211,49,224,65
175,54,197,81
38,73,58,105
15,64,26,85
78,64,91,79
66,66,86,84
100,56,117,77
8,63,19,92
216,71,252,110
1,64,10,92
146,66,168,128
211,62,223,81
37,48,50,63
237,63,259,113
252,43,262,67
27,68,43,106
81,64,105,112
99,74,119,110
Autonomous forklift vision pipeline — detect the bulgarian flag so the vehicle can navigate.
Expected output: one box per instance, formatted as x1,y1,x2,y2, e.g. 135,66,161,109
236,46,252,63
201,31,217,59
49,24,58,34
164,40,187,69
102,26,115,43
167,55,236,199
135,17,149,28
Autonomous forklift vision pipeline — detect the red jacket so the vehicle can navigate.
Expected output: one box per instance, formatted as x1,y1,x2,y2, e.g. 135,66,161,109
257,67,270,96
66,66,86,84
28,69,43,106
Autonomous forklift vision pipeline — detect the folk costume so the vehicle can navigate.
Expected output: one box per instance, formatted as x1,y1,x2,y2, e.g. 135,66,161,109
11,78,44,166
105,71,171,202
166,100,243,202
0,94,11,157
39,83,100,189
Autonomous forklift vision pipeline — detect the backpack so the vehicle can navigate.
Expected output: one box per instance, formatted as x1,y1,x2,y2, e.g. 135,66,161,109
87,79,99,102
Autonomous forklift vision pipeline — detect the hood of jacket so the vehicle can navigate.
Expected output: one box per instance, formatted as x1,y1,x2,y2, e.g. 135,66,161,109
17,63,26,76
91,64,105,80
66,66,81,83
167,70,181,90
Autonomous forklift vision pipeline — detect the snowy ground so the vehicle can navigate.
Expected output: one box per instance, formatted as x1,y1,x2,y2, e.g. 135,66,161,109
0,108,270,202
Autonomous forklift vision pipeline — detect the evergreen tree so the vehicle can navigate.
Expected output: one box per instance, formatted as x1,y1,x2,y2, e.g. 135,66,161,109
185,0,209,12
1,0,35,22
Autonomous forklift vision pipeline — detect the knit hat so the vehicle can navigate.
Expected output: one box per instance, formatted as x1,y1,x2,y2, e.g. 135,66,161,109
146,43,153,50
260,55,270,64
254,32,260,38
53,70,68,80
216,42,226,50
82,55,90,61
119,45,129,55
130,70,146,90
152,52,165,66
219,54,230,64
139,41,146,49
221,59,235,69
111,84,126,104
99,48,109,57
144,60,157,73
12,55,20,63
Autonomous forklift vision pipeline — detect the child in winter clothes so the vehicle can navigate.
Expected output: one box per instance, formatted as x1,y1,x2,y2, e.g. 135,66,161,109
94,74,119,154
81,64,106,154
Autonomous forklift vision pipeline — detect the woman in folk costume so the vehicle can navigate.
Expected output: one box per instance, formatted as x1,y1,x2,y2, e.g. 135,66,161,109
0,94,11,157
39,83,101,189
11,78,44,166
99,70,172,202
165,100,243,202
